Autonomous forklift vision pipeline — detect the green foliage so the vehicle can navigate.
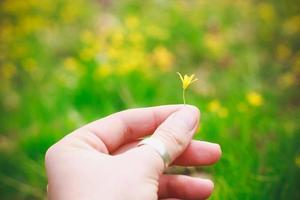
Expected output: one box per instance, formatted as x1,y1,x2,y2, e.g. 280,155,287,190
0,0,299,199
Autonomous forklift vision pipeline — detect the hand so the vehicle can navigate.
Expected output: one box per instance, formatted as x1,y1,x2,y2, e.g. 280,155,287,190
45,105,221,200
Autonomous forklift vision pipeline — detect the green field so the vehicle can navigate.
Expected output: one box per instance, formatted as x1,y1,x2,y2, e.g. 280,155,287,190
0,0,299,199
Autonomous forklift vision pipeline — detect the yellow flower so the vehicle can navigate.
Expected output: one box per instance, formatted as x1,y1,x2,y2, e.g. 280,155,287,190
177,72,198,90
204,33,224,57
208,100,221,112
276,44,291,61
1,63,16,80
153,46,174,71
283,15,300,35
258,3,275,22
208,100,228,118
177,72,198,104
94,64,112,79
246,91,264,107
278,72,295,88
295,156,300,168
125,16,139,29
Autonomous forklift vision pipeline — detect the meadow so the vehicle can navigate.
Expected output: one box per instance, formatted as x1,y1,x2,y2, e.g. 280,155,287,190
0,0,299,199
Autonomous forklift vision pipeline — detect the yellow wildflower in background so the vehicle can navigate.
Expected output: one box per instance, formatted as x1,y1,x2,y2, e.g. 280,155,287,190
283,15,300,35
129,32,144,46
293,54,300,74
204,33,224,57
125,16,139,29
208,100,221,112
23,58,37,74
153,46,174,71
258,3,275,22
0,63,16,80
94,64,112,79
80,30,94,44
111,31,124,46
63,57,78,72
146,25,169,40
246,91,264,107
177,72,198,104
295,156,300,168
278,72,295,88
208,100,228,118
276,44,291,61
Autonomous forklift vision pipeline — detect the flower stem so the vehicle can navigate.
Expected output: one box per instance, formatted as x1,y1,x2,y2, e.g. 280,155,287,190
182,89,186,105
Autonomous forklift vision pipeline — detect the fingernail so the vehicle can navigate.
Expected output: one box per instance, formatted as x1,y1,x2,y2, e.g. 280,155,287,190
175,106,199,130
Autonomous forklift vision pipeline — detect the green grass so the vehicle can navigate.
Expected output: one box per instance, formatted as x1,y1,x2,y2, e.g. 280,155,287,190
0,0,299,199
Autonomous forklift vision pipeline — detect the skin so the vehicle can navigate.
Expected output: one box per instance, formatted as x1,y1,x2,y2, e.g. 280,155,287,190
45,105,222,200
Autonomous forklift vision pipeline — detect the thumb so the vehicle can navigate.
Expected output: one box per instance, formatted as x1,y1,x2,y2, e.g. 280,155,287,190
133,105,200,172
153,105,200,163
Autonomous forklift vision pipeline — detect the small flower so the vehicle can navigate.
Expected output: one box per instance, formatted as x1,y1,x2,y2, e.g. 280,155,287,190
208,100,228,118
246,91,264,107
177,72,198,104
177,72,198,90
295,155,300,168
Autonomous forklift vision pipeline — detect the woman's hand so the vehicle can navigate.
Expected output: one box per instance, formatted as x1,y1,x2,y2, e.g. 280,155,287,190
45,105,221,200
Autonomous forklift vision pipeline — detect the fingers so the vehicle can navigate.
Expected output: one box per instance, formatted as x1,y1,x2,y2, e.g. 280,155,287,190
158,175,214,200
173,141,222,166
135,105,200,172
84,105,184,153
114,140,221,166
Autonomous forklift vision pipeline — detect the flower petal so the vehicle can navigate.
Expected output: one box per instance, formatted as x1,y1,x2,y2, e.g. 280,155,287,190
177,72,184,83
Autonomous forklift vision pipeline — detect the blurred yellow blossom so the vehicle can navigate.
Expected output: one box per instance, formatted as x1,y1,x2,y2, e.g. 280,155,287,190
278,72,296,88
208,100,228,118
258,3,275,22
125,16,139,29
94,64,112,78
153,46,174,71
1,63,16,80
79,48,97,61
204,33,224,57
283,15,300,35
20,16,45,34
129,32,144,46
63,57,78,72
146,25,169,40
208,100,221,112
2,90,20,111
61,3,80,23
295,156,300,168
80,30,95,44
292,53,300,74
111,31,124,46
246,91,264,106
23,58,38,74
107,47,120,59
276,44,291,61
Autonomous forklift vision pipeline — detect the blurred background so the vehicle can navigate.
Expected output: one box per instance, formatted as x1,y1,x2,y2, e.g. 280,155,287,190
0,0,299,199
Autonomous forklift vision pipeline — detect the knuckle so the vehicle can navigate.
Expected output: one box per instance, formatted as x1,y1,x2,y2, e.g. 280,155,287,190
157,125,186,150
